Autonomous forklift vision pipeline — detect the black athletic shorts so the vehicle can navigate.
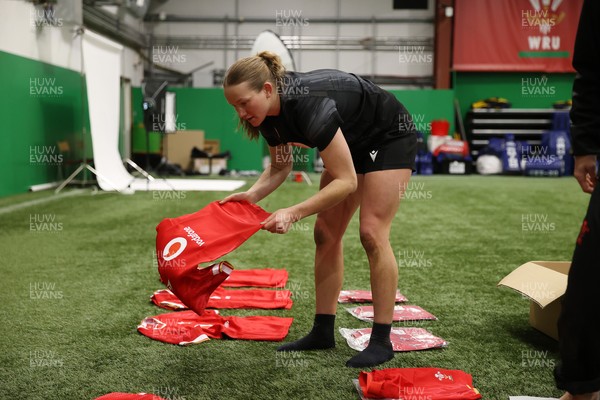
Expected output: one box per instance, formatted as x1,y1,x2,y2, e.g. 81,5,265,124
351,128,417,174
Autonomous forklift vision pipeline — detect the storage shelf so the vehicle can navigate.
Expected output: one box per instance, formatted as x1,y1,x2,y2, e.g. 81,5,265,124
471,108,570,114
472,129,550,135
471,119,552,124
472,139,542,146
466,108,567,159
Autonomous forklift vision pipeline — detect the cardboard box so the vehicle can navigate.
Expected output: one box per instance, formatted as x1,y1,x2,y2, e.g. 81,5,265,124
193,158,228,175
497,261,570,340
165,130,204,170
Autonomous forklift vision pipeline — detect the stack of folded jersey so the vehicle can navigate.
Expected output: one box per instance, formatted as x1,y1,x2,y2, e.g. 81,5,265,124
338,289,447,353
139,201,294,345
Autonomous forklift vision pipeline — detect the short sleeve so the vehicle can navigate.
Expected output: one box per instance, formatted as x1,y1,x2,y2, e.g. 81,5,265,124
294,97,343,151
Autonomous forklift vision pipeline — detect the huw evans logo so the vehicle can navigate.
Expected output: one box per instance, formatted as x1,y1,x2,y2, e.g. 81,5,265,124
29,77,63,97
521,214,556,233
276,281,310,301
29,214,63,232
29,282,64,299
399,114,431,134
521,350,556,368
276,76,310,97
399,181,433,200
397,387,432,400
30,8,63,28
30,146,63,165
141,317,189,339
152,46,187,64
518,282,558,302
521,76,556,97
275,145,310,165
275,350,309,367
273,213,311,233
29,350,64,367
398,249,432,268
522,8,557,33
154,248,187,270
152,385,187,400
151,114,187,132
153,190,187,201
522,145,557,165
398,46,432,64
275,10,309,27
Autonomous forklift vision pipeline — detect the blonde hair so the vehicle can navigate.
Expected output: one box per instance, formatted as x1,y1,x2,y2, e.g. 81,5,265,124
224,51,286,140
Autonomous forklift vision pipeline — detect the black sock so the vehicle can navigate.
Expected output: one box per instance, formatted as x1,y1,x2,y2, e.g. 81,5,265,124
277,314,336,351
346,322,394,368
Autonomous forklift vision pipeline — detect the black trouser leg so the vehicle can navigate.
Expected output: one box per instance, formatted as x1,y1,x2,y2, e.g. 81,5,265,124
555,184,600,394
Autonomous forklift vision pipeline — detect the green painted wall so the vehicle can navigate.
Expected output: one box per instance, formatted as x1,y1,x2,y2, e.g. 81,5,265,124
0,50,91,198
0,50,137,198
453,72,575,121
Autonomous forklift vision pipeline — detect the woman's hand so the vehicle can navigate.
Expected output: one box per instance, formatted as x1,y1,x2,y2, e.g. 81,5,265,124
574,155,597,194
261,207,301,234
219,191,258,205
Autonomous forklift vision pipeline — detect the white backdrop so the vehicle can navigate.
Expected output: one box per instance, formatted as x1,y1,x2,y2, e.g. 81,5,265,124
82,30,132,191
82,30,245,192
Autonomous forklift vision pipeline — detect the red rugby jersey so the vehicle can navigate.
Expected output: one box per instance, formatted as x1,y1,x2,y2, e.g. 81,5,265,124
155,200,270,315
94,393,167,400
222,269,289,288
151,287,293,310
156,200,270,268
138,310,293,345
358,368,481,400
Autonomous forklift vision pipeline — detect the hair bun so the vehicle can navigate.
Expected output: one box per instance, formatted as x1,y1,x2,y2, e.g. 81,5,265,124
257,51,279,65
256,51,285,83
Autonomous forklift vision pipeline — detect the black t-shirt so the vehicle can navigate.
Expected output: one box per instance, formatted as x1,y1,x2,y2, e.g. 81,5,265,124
259,69,405,156
570,0,600,156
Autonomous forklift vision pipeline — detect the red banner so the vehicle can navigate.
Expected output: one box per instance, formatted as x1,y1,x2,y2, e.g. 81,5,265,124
453,0,583,72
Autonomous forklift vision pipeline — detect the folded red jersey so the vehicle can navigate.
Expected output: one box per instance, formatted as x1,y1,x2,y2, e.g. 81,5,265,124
346,305,437,322
338,289,407,303
223,268,289,288
358,368,481,400
151,287,293,310
138,309,293,345
340,327,447,352
94,394,167,400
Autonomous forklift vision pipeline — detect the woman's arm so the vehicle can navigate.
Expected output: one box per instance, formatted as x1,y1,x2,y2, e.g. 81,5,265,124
262,129,357,232
220,144,293,204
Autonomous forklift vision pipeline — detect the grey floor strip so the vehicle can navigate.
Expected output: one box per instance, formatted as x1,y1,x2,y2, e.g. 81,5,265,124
0,189,86,216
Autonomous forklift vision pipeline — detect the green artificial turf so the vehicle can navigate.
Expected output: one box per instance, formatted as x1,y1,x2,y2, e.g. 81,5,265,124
0,175,591,400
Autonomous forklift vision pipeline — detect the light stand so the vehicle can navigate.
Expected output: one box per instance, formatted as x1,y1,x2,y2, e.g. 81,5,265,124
139,80,176,190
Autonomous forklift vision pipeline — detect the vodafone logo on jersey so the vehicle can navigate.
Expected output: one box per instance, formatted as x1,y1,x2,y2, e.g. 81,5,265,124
162,237,187,261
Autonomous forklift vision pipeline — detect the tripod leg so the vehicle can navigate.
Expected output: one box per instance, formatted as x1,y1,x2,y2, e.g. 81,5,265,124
124,158,155,181
300,171,313,186
85,165,125,192
55,164,86,194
